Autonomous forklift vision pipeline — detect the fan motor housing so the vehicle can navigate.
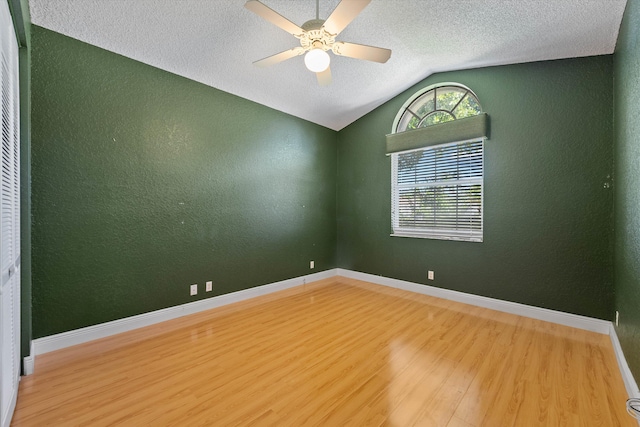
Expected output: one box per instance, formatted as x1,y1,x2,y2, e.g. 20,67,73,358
299,19,335,51
301,19,325,31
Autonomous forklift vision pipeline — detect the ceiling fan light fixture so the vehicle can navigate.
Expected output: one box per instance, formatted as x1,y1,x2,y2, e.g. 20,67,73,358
304,48,330,73
245,0,391,85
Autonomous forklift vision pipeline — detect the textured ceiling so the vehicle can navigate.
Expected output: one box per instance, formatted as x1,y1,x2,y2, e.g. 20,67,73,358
29,0,627,130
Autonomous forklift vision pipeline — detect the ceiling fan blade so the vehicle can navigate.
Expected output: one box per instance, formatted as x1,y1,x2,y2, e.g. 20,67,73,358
332,42,391,63
322,0,371,35
245,0,305,36
316,67,332,86
253,47,305,67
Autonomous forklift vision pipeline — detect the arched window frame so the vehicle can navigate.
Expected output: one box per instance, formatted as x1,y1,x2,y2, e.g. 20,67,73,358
388,83,487,242
393,82,482,133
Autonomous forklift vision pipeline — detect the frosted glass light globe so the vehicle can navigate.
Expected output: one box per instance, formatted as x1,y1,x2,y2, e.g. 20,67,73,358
304,49,330,73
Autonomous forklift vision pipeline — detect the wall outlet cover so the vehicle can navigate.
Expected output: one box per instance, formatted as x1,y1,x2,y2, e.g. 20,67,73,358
190,284,198,296
206,281,213,292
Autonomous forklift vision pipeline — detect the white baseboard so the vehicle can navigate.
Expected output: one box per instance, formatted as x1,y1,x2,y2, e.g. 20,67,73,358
33,269,337,356
337,269,611,334
610,323,640,400
22,342,34,376
28,267,640,404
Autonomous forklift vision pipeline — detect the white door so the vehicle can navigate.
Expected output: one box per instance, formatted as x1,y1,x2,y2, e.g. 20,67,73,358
0,0,21,425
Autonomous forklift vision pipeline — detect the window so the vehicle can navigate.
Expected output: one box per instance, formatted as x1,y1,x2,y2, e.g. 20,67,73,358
388,83,486,242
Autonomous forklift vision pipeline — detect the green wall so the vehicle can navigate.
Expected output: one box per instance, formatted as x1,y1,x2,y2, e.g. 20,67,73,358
337,56,615,320
30,26,337,338
614,0,640,384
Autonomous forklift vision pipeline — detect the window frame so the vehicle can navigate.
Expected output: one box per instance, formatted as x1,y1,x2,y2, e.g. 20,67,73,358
390,83,484,242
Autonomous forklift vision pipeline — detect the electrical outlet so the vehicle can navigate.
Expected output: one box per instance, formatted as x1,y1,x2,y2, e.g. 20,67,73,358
310,260,315,269
190,284,198,296
616,310,619,327
428,270,434,280
206,281,213,292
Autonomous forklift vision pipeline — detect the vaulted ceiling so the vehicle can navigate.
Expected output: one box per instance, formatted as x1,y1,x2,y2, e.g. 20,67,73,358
29,0,627,130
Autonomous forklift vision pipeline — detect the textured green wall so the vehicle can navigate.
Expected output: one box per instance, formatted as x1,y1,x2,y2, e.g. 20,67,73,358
31,26,337,338
337,56,614,319
613,0,640,384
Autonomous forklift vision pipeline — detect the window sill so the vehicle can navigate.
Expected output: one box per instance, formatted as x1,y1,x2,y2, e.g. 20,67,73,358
390,233,483,243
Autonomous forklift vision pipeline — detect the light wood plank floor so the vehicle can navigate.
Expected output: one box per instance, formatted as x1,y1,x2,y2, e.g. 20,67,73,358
13,277,634,426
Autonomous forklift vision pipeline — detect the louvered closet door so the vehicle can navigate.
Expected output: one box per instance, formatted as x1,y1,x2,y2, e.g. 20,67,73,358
0,1,21,426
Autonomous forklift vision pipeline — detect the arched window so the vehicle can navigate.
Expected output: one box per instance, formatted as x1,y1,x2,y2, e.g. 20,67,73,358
387,83,487,242
394,84,482,132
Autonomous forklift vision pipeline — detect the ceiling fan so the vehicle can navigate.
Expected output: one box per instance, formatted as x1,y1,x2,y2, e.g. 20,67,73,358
245,0,392,86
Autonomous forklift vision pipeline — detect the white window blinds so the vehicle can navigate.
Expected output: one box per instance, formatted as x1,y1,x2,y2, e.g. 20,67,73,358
392,139,483,241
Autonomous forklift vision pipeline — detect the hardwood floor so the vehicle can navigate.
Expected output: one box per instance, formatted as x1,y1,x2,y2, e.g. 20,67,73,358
12,277,634,426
